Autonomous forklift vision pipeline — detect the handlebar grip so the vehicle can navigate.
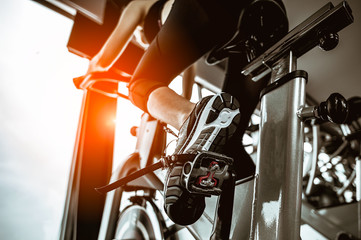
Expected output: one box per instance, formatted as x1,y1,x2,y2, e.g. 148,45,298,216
72,71,131,99
73,70,131,89
73,75,86,89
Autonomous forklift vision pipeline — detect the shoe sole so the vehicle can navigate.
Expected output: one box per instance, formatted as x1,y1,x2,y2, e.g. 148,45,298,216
181,92,240,154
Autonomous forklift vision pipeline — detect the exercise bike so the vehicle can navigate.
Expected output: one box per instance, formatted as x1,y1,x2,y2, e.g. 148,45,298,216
60,1,358,239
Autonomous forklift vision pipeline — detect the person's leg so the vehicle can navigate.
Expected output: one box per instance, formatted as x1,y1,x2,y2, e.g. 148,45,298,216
128,0,243,125
222,53,271,180
148,87,195,129
181,64,196,100
128,0,248,225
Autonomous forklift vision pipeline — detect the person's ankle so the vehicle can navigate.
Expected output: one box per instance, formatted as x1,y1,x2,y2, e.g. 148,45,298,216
177,103,195,130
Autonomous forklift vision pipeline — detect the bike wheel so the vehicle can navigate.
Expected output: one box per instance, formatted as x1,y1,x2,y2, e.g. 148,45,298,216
99,153,166,240
113,192,165,240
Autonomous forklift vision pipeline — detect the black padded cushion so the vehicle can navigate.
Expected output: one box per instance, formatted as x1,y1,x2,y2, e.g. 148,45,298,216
206,0,288,65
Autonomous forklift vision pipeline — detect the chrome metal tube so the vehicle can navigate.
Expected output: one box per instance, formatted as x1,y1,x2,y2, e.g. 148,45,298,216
305,122,320,196
357,156,361,201
357,156,361,239
250,52,305,240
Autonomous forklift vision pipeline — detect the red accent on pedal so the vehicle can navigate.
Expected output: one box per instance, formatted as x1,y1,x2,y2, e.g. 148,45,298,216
197,161,219,187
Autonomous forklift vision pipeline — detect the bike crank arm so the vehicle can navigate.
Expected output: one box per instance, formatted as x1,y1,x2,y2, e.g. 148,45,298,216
95,154,195,194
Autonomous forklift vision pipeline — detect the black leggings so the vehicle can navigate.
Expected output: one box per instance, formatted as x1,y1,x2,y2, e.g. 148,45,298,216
128,0,251,112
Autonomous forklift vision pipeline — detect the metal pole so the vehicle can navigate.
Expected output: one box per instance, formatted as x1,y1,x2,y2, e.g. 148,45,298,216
356,156,361,239
250,51,305,239
60,82,118,240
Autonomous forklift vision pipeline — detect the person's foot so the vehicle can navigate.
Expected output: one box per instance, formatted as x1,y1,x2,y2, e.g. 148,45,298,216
164,92,241,225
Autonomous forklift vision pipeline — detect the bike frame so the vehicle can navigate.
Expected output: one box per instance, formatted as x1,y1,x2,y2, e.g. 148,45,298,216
189,2,353,239
61,1,355,240
241,2,353,239
250,51,305,239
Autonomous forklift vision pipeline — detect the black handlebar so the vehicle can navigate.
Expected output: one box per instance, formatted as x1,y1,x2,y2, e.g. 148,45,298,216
73,70,131,89
73,70,132,99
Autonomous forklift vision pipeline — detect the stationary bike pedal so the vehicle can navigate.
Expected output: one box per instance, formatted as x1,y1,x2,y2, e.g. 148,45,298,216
181,151,233,196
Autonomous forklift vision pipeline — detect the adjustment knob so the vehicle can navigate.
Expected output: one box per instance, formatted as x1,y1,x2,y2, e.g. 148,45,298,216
317,93,348,124
319,32,339,51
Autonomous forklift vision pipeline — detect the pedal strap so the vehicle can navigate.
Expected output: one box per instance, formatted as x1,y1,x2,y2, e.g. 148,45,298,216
95,154,196,194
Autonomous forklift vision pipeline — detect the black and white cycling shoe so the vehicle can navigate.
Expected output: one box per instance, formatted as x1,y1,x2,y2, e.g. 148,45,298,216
164,92,241,225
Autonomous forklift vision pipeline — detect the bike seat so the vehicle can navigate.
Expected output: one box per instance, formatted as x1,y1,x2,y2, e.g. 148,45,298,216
206,0,288,65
